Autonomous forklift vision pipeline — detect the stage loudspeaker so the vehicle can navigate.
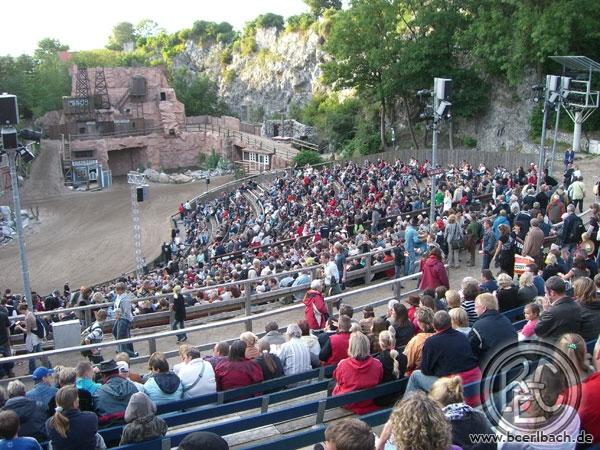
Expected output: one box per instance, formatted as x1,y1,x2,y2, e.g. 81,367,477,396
137,186,144,202
206,178,210,185
0,94,19,126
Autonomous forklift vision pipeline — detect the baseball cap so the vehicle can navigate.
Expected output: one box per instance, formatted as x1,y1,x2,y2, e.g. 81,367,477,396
116,361,129,373
32,367,54,380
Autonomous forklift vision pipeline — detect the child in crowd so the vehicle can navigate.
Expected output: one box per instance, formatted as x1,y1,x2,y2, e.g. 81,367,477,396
519,302,540,340
0,410,42,450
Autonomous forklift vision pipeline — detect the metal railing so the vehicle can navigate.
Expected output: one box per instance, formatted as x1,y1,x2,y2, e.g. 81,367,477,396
0,270,423,375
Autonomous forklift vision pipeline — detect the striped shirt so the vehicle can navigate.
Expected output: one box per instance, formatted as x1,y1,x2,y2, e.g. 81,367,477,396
462,299,478,326
278,337,311,376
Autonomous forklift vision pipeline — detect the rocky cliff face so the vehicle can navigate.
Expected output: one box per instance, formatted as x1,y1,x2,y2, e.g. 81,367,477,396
174,28,326,121
175,28,588,154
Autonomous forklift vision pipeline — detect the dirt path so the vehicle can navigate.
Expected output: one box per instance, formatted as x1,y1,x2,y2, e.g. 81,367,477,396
0,168,233,293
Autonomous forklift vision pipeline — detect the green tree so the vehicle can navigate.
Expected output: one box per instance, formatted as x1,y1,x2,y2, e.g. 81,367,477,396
171,69,228,116
323,0,400,149
33,38,69,64
304,0,342,18
135,19,162,39
106,22,136,51
293,150,323,166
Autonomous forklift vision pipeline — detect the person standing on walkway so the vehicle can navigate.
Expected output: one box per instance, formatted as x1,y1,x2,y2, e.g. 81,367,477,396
14,304,50,374
171,285,187,343
568,176,586,213
112,282,137,358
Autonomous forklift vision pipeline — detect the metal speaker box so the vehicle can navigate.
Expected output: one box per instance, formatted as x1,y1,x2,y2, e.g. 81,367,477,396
0,94,19,126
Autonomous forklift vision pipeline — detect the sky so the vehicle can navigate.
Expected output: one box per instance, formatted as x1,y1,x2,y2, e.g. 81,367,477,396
0,0,309,56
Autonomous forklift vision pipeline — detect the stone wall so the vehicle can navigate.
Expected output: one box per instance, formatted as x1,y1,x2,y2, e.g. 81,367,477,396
71,130,232,174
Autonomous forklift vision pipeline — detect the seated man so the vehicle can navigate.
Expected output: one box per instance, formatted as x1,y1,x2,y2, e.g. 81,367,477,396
178,347,217,399
0,380,47,442
25,367,57,407
404,311,480,398
468,293,517,367
319,315,352,366
535,276,582,342
93,359,138,424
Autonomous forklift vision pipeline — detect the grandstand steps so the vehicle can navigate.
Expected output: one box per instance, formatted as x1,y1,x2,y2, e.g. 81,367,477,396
243,191,262,218
163,387,354,449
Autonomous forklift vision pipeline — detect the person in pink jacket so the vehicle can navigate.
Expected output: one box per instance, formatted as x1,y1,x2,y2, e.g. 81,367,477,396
332,331,383,414
303,280,329,330
419,247,449,291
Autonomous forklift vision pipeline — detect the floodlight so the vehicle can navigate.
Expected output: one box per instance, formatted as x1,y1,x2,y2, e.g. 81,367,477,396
436,100,452,118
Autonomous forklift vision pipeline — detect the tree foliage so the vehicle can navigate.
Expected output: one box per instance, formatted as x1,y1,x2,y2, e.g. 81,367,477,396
171,69,229,117
304,0,342,18
106,22,136,51
293,150,323,166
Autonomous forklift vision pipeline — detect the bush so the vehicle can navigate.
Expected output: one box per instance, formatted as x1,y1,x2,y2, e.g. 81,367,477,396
285,13,316,33
207,149,221,169
464,136,477,148
293,150,323,167
219,47,233,66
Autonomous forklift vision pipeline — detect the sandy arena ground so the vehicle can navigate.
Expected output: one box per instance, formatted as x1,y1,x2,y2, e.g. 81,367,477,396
0,140,233,293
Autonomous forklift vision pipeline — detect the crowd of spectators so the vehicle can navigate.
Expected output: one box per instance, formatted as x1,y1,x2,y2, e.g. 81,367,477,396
1,152,600,449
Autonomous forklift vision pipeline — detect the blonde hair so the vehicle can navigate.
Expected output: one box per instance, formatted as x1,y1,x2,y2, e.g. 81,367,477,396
445,290,461,309
178,344,191,359
545,252,557,265
556,333,593,381
429,376,464,406
379,327,400,378
49,386,78,438
448,307,468,328
389,392,452,450
497,273,513,288
348,331,370,359
447,214,456,224
476,293,498,311
240,331,258,346
573,277,596,305
519,272,534,288
415,307,434,332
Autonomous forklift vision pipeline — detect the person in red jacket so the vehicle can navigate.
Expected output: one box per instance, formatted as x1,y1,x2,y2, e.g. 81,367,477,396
303,280,329,330
419,247,449,291
320,315,352,366
214,340,263,391
333,331,383,414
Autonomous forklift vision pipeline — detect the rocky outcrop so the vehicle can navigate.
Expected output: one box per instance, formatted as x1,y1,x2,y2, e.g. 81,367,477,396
174,28,326,120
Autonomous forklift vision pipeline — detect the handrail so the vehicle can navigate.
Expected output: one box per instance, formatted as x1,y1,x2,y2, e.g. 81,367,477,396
22,245,397,321
0,271,423,365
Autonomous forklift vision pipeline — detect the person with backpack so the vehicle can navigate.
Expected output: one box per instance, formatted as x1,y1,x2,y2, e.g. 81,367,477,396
14,304,50,375
562,204,585,267
81,309,107,364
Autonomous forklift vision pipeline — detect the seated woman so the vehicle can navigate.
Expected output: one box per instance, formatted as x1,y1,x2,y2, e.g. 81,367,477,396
495,273,520,312
376,392,457,450
254,341,284,382
542,252,562,280
298,320,321,368
374,328,407,408
240,332,260,359
119,392,167,446
448,307,471,336
404,307,435,373
46,386,100,450
214,340,263,391
560,255,590,283
517,271,538,305
389,303,414,348
332,331,383,414
143,352,183,405
369,318,390,354
573,277,600,341
429,376,495,450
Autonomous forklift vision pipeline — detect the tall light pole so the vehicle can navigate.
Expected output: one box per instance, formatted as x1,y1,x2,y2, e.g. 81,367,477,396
5,144,32,310
418,78,452,222
127,171,147,278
